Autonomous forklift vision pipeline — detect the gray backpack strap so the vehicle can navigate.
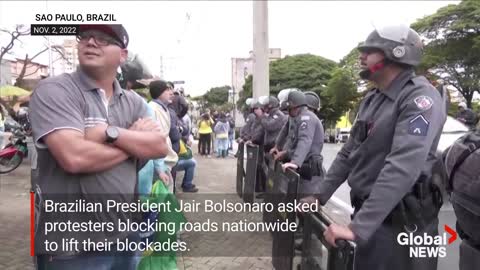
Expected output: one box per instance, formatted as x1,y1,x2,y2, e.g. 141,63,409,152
448,138,480,187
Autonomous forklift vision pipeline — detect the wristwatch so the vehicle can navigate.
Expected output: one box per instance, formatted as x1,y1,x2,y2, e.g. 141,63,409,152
105,126,120,143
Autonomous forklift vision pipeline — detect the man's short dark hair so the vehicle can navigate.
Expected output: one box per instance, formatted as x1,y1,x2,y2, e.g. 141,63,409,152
149,80,169,99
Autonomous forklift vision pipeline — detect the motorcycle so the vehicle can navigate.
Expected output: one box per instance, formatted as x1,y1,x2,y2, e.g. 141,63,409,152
0,115,29,174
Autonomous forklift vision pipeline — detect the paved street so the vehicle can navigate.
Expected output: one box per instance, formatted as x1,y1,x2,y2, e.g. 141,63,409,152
0,143,460,269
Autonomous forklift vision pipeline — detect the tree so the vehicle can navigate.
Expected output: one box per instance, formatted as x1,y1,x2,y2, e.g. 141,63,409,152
411,0,480,108
0,25,29,64
204,85,230,105
321,68,360,128
237,74,253,112
193,85,233,113
339,46,361,85
1,25,70,89
237,54,337,115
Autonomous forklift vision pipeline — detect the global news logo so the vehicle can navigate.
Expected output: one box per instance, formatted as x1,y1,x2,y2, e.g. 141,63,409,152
397,225,457,258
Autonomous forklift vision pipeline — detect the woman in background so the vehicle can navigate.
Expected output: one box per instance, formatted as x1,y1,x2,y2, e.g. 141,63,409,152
197,113,213,157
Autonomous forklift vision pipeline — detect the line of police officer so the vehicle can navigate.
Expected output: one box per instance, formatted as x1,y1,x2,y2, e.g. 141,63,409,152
237,89,326,199
238,24,458,270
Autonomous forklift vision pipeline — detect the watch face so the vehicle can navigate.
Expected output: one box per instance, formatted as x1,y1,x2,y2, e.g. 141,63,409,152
107,126,119,140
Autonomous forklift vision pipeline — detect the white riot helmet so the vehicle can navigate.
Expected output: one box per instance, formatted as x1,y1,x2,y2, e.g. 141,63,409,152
258,96,269,106
278,88,300,110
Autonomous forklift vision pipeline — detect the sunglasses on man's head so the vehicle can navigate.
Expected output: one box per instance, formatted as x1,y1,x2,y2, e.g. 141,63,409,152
76,30,123,48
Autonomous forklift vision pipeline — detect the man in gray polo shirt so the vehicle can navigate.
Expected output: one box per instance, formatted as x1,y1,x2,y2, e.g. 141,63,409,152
30,24,168,270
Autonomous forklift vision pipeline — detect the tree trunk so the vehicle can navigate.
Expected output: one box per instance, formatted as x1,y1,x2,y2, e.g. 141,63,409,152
463,88,473,108
13,54,29,88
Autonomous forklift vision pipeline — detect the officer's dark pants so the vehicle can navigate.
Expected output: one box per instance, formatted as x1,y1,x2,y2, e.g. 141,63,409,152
353,216,439,270
255,148,266,192
459,239,480,270
453,203,480,270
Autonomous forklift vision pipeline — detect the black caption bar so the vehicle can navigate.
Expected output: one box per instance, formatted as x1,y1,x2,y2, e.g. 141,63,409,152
31,24,80,36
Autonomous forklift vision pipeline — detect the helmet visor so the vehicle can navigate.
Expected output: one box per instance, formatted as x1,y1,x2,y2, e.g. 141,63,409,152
258,96,269,106
376,25,410,44
278,88,298,103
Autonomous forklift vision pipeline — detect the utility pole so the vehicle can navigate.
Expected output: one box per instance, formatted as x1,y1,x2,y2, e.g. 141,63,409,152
160,55,164,79
252,1,269,98
46,0,54,76
47,37,53,76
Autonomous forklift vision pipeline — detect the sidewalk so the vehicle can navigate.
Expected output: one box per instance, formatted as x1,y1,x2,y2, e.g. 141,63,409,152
175,143,272,269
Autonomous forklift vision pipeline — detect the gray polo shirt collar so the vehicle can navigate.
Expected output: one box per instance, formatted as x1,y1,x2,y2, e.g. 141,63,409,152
73,68,125,97
380,69,415,101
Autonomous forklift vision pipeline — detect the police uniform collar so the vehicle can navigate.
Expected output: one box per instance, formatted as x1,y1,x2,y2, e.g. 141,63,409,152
73,68,125,97
380,69,416,101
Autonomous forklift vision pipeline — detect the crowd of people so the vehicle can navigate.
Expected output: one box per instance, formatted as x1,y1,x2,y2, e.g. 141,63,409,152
3,21,477,270
197,110,235,158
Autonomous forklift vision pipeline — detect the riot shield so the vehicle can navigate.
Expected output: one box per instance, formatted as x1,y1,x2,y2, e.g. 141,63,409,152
263,153,278,224
236,142,245,198
460,239,480,270
271,166,299,270
301,211,356,270
243,144,259,203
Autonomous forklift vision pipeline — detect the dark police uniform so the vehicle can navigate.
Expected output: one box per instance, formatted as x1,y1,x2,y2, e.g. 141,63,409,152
240,113,256,141
248,113,267,193
286,107,324,197
261,107,287,152
315,69,446,270
275,117,290,151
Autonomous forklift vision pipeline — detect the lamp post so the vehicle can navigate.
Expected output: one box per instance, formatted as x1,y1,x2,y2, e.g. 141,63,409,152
229,87,236,126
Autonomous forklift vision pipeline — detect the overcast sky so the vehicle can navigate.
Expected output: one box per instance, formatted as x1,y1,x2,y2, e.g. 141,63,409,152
0,1,459,96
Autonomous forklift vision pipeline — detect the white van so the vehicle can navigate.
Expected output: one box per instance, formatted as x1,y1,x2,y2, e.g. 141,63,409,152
336,128,351,143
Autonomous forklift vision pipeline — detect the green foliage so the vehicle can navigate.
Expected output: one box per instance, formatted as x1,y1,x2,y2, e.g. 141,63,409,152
133,88,151,102
412,0,480,108
321,68,360,128
269,54,336,94
238,75,253,112
194,85,233,113
339,45,362,85
237,54,338,116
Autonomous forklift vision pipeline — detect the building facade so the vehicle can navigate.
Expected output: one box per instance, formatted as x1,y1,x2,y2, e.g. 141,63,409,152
51,39,79,75
230,48,282,127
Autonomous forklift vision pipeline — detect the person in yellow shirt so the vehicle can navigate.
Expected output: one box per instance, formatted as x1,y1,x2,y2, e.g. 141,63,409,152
198,113,214,157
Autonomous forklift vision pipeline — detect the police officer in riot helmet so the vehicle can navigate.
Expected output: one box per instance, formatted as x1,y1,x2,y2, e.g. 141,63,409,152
277,88,296,114
246,99,265,146
270,88,301,155
304,91,321,113
259,96,287,153
301,25,446,270
238,98,256,143
244,99,268,196
273,91,325,198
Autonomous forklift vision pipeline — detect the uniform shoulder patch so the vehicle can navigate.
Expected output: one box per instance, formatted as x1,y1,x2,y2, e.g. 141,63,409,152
301,115,310,121
300,121,308,130
414,96,433,111
408,114,429,136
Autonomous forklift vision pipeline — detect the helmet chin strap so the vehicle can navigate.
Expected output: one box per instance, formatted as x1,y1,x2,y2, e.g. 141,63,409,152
359,60,385,79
